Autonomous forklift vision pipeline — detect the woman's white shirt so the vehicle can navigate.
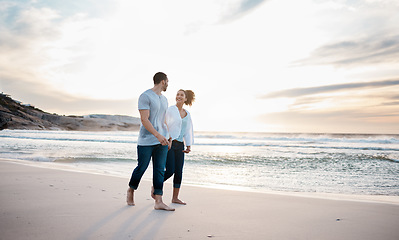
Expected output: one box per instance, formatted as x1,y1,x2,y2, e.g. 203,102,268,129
165,105,194,146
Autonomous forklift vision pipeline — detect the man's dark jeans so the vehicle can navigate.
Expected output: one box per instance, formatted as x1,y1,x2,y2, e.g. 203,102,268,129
129,144,168,195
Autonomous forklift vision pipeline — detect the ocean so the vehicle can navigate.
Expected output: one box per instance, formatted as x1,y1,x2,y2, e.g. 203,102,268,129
1,130,398,196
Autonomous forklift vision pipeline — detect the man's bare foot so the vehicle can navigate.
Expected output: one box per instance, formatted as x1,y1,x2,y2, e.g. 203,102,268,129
127,188,135,206
151,186,155,200
154,201,175,211
172,198,187,205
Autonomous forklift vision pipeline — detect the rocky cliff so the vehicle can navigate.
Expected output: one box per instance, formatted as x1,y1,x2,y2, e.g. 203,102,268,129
0,94,140,131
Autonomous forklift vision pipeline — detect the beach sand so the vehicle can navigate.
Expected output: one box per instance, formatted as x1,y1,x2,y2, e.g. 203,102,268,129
1,159,399,240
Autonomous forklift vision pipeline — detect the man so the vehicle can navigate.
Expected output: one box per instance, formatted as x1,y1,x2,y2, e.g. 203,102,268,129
127,72,174,211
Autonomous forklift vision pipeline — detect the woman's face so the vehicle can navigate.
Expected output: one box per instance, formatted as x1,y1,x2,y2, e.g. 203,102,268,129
176,90,187,104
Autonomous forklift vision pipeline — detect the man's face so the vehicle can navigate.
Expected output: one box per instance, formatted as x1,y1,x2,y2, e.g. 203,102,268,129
162,79,169,91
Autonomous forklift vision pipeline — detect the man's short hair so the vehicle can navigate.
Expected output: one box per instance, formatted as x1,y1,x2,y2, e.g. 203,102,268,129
153,72,167,85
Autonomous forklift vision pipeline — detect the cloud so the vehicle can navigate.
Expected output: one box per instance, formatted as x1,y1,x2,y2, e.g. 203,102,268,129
0,6,59,53
294,35,399,67
1,75,137,116
237,0,266,13
220,0,268,22
0,3,138,116
258,77,399,133
0,5,64,95
260,79,399,99
381,101,399,106
258,109,399,134
291,0,399,68
0,2,127,98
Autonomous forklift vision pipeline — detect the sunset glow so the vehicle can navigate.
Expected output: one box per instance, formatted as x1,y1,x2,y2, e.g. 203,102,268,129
1,0,398,133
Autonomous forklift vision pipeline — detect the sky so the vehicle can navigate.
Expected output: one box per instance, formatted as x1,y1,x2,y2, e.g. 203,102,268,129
1,0,398,134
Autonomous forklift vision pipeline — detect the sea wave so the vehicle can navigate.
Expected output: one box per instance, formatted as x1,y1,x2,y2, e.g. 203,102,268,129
2,133,398,152
194,142,399,152
0,135,138,144
53,157,134,163
195,134,399,146
2,130,398,145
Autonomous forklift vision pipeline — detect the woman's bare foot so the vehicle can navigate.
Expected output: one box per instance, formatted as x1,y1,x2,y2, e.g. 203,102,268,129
126,188,135,206
172,198,187,205
172,188,186,205
154,201,175,211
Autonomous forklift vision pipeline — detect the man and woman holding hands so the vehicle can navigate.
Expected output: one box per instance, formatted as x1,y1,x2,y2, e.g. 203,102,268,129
127,72,195,211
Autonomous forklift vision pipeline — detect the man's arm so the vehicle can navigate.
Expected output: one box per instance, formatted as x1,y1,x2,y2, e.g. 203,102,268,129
139,109,169,145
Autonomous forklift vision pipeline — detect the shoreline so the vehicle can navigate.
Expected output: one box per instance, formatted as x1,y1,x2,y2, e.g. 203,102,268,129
1,158,398,206
3,128,399,136
1,159,399,239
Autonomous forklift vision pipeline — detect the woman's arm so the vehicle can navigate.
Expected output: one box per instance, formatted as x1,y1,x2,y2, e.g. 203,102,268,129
183,112,193,153
183,145,191,153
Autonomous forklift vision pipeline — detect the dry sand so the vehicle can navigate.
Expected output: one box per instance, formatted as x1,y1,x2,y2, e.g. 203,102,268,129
1,159,398,240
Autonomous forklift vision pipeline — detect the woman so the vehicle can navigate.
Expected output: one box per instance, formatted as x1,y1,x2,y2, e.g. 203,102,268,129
164,89,195,205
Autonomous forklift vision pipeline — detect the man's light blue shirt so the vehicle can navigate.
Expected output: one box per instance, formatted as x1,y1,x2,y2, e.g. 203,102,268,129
137,89,169,146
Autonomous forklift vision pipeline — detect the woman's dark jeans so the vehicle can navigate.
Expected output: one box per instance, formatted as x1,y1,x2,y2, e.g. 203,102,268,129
129,144,168,195
164,140,185,188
